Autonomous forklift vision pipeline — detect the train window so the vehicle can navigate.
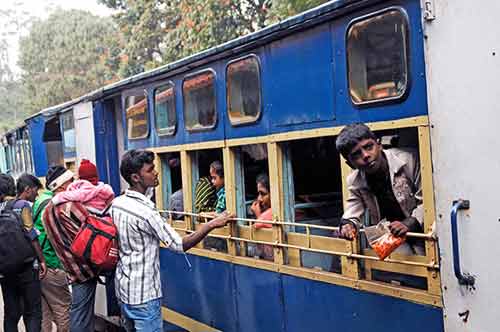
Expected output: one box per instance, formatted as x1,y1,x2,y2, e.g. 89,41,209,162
347,9,409,104
154,83,176,136
226,56,261,125
160,152,183,220
283,137,344,272
189,149,227,252
125,93,149,139
183,70,217,131
61,111,76,155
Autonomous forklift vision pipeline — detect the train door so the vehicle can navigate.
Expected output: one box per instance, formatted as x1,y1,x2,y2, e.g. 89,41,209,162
74,102,96,166
424,1,500,331
93,98,122,194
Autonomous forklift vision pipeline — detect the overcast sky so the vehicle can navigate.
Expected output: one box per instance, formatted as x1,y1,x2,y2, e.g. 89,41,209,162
2,0,115,72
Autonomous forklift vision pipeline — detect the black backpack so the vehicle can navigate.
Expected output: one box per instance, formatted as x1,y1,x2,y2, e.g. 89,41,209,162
0,200,36,275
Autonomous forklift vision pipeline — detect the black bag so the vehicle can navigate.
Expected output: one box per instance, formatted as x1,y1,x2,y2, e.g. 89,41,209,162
0,200,36,275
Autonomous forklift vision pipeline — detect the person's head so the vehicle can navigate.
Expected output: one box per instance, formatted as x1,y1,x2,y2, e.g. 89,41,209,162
209,161,224,190
78,159,98,185
16,173,43,202
46,166,74,193
256,173,271,211
336,123,384,174
0,173,16,201
120,149,158,192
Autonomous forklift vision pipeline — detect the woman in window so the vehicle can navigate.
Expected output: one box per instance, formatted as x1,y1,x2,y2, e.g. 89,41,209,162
250,173,273,261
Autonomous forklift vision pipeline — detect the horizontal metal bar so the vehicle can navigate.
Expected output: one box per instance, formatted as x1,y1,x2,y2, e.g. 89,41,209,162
160,209,435,240
171,227,439,269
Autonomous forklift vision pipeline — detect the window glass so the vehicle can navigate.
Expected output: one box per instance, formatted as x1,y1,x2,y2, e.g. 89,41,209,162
61,111,76,154
126,93,149,139
183,71,216,130
347,10,409,104
227,56,261,125
154,84,176,136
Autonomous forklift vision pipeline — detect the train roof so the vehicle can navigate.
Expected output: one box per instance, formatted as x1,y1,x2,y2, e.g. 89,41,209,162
24,0,369,122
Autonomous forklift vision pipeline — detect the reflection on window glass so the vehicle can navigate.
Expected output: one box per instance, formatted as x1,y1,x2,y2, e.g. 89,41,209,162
126,94,148,139
227,56,261,125
183,71,216,130
61,111,76,154
155,84,176,136
347,10,408,104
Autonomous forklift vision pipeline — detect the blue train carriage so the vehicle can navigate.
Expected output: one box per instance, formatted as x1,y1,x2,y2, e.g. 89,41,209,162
87,0,453,331
0,125,35,178
23,98,100,184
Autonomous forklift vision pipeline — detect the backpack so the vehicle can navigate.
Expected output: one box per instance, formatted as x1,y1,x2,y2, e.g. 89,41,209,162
0,200,36,275
70,212,118,272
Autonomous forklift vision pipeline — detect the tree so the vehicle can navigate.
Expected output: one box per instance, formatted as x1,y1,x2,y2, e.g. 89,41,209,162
0,2,34,129
268,0,330,21
17,9,123,115
100,0,330,76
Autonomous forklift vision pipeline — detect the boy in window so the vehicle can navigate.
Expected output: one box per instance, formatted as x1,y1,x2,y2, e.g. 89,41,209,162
335,123,425,256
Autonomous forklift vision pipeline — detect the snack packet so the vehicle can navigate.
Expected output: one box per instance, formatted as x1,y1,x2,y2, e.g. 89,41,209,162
364,221,406,260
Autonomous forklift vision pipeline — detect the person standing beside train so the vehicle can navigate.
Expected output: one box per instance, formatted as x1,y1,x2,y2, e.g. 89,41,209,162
111,149,233,331
0,173,46,332
33,166,73,332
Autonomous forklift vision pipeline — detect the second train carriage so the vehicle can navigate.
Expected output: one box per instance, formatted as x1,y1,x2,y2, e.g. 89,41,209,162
3,0,499,331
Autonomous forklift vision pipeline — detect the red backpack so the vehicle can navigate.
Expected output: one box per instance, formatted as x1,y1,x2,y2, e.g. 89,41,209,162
70,213,118,272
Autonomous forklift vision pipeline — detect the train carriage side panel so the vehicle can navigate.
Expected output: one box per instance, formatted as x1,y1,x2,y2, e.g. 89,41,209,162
26,115,49,178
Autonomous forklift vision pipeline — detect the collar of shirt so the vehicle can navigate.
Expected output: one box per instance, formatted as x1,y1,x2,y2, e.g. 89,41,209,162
351,148,408,190
125,189,155,208
216,187,225,196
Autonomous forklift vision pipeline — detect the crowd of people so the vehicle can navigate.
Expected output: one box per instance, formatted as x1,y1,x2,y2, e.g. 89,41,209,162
0,123,424,331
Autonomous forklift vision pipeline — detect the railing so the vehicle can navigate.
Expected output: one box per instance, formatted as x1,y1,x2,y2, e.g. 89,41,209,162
159,209,439,276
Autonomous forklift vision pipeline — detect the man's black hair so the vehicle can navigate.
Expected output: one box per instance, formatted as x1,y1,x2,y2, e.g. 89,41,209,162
209,160,224,178
0,173,16,197
46,165,67,190
120,149,155,185
256,173,269,191
17,173,43,195
335,123,378,160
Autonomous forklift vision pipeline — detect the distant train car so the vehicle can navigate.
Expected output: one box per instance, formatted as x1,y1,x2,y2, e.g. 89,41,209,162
3,0,498,331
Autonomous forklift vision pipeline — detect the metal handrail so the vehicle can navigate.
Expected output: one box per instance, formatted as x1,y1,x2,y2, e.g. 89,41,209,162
170,226,439,269
159,209,435,240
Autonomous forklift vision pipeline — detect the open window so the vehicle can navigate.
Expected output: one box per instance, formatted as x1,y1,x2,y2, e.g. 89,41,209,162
347,9,409,104
183,70,217,131
226,55,261,125
154,83,176,136
159,152,183,221
189,148,227,252
125,92,149,139
282,137,344,272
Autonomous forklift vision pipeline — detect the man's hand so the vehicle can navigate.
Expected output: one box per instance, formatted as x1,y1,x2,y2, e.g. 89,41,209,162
340,223,357,240
389,221,409,237
208,211,235,229
39,261,47,280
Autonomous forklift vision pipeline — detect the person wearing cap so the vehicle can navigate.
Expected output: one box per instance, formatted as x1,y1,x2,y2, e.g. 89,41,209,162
43,166,97,332
33,166,73,332
78,159,98,185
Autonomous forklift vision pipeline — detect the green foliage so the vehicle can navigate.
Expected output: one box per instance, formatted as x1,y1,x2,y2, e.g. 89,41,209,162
268,0,330,21
17,9,123,115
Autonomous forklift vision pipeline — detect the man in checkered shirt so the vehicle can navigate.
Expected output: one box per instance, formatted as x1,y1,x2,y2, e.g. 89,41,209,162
111,149,232,331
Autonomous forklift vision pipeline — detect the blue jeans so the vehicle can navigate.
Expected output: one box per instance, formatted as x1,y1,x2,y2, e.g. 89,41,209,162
121,299,163,332
70,278,97,332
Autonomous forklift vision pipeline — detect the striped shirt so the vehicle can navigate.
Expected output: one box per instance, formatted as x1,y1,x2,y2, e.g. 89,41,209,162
42,200,96,283
111,189,183,305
